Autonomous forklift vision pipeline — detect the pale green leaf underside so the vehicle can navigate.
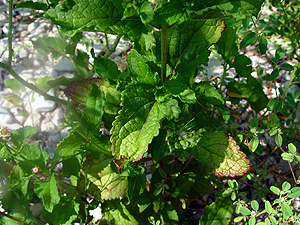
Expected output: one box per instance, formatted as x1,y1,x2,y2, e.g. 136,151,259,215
111,83,160,161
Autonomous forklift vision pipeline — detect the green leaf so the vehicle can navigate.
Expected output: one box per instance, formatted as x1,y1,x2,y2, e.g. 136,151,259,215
280,63,294,71
270,186,280,194
239,206,251,216
157,97,181,120
14,144,50,174
32,37,67,59
81,84,105,132
3,93,23,105
258,35,268,55
281,152,293,162
160,201,179,224
171,172,196,197
287,187,300,198
215,26,239,63
199,196,233,225
192,132,250,177
139,1,154,24
102,199,138,225
196,81,224,106
232,54,252,77
154,0,190,26
265,201,273,215
227,77,268,112
282,181,291,191
127,49,160,86
64,77,121,115
11,126,39,148
34,174,60,213
111,83,160,161
16,1,48,11
148,129,169,163
164,80,196,104
45,0,147,40
250,118,258,128
281,202,292,220
251,200,259,211
276,47,285,60
128,174,146,201
275,134,282,146
35,77,55,93
168,20,225,73
94,57,121,84
43,197,80,225
267,98,279,111
53,130,85,162
4,79,22,92
240,32,257,49
249,136,259,152
79,156,127,200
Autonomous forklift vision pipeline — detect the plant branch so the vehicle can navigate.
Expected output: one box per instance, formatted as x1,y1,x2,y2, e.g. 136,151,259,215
161,25,168,83
0,62,68,105
103,34,122,58
7,0,13,65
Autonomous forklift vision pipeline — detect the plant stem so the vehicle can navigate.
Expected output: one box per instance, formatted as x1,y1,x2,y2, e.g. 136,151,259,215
8,0,13,65
0,62,68,106
219,62,228,94
103,34,122,58
161,25,168,83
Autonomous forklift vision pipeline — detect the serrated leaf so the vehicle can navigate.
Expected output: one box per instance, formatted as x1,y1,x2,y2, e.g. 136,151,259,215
127,49,160,86
196,81,224,105
81,84,105,132
148,129,169,163
53,130,85,162
64,77,121,115
35,77,55,93
139,1,154,24
240,32,257,49
16,1,48,11
34,175,60,212
4,79,22,92
154,0,190,26
14,144,50,174
164,80,196,104
199,196,233,225
102,199,138,225
111,83,160,161
193,132,250,177
32,37,67,59
11,126,39,148
168,19,225,73
80,156,128,200
157,97,181,120
3,93,22,105
43,197,80,225
94,57,121,84
45,0,147,40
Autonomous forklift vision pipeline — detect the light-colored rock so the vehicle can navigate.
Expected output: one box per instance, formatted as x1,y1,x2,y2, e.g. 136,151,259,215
48,133,61,143
53,58,74,71
27,89,56,112
40,121,56,133
24,109,41,127
51,108,64,127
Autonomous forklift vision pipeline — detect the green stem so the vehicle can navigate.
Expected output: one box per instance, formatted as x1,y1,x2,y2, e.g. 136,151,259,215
219,62,228,94
8,0,13,65
103,34,123,58
161,25,168,83
0,62,68,106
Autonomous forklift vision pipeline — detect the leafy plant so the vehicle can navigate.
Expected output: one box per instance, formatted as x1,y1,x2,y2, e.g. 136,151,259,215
1,0,300,224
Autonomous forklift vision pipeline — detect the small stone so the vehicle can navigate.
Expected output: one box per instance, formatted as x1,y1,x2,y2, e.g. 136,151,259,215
51,108,64,127
24,109,41,127
29,89,56,112
41,121,57,134
53,58,74,71
48,133,61,143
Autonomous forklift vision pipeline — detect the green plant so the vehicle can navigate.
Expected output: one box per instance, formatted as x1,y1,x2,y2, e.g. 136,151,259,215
1,0,300,224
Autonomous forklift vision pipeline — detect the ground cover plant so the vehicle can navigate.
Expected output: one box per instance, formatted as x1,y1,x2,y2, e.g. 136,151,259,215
0,0,300,224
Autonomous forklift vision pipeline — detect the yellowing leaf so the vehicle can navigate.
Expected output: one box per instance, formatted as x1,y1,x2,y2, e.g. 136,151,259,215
226,90,245,98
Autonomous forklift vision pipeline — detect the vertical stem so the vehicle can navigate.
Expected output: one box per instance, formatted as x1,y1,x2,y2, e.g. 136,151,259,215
161,25,168,83
8,0,13,65
219,62,228,94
